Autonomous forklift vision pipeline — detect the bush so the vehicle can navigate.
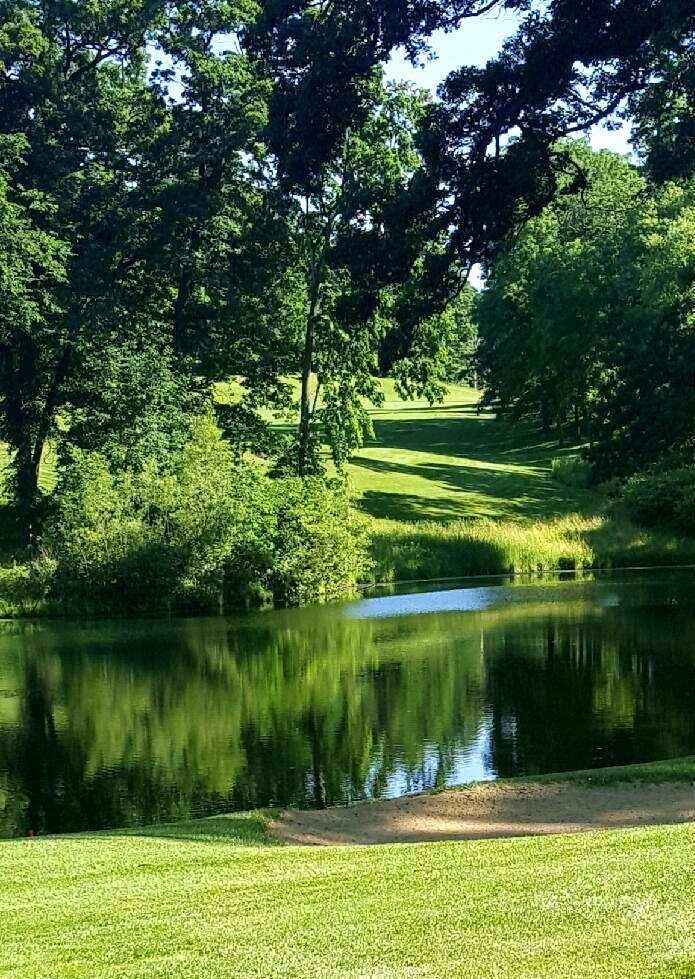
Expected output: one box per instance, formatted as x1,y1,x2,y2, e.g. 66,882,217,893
0,556,55,615
269,477,371,605
40,417,368,612
622,467,695,530
551,455,592,489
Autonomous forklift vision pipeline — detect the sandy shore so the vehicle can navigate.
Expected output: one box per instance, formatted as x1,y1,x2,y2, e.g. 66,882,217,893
271,779,695,846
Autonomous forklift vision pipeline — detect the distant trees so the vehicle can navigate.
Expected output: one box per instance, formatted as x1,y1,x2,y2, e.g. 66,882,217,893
477,143,645,439
476,142,695,477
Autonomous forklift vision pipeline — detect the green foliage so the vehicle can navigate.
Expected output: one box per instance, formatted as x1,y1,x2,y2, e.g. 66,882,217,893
0,556,54,616
39,417,368,612
551,455,592,489
623,467,695,531
478,141,695,479
270,477,371,605
629,46,695,183
477,141,645,439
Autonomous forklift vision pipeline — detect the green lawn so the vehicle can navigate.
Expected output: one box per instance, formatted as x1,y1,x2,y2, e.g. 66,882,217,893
218,377,596,523
347,381,596,523
2,819,694,979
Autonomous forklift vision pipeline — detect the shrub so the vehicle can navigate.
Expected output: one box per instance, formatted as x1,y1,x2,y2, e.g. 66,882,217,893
40,417,368,612
41,451,167,610
0,556,55,616
551,455,592,489
269,477,371,605
622,467,695,530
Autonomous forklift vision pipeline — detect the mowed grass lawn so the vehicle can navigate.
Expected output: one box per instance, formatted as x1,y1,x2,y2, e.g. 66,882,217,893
2,818,694,979
348,381,596,523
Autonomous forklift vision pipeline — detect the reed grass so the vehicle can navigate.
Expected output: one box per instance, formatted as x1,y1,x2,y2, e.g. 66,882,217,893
369,513,695,584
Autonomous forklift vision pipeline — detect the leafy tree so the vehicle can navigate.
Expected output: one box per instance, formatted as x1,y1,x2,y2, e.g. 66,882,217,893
477,140,695,477
477,142,644,438
629,40,695,182
244,0,530,474
588,178,695,477
404,0,695,301
0,0,168,531
0,134,68,535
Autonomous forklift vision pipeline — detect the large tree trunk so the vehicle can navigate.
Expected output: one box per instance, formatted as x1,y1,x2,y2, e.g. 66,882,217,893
12,347,70,546
297,261,322,476
14,439,42,544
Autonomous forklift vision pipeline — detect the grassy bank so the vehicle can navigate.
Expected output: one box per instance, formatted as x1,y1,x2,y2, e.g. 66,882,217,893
348,381,596,522
354,383,695,583
506,755,695,787
369,512,695,583
2,818,694,978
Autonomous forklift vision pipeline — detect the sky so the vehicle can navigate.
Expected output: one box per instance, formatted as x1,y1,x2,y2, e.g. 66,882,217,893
384,10,633,156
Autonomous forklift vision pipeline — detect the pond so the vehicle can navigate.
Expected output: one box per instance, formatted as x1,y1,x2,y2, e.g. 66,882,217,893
1,569,695,838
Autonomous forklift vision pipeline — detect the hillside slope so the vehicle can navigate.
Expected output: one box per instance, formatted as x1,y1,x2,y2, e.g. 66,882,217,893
348,381,595,523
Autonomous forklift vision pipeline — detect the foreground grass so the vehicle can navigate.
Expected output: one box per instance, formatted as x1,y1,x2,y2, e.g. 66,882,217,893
2,820,694,979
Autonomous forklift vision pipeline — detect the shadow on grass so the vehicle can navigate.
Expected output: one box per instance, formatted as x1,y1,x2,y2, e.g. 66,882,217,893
364,413,579,463
90,811,278,846
355,454,588,522
583,511,695,568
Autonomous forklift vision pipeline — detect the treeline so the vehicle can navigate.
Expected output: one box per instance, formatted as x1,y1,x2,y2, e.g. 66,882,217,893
477,141,695,484
1,1,693,608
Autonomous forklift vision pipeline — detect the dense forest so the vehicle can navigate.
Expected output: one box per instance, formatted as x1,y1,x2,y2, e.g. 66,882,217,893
0,0,694,612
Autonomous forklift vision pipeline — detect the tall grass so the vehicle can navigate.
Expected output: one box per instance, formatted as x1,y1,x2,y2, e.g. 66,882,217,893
369,513,695,584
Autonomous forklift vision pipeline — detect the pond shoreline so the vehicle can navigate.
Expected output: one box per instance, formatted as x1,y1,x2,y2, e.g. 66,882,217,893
268,758,695,847
21,757,692,846
271,778,695,846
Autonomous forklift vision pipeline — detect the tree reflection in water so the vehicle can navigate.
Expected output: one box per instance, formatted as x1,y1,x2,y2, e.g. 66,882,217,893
1,574,694,837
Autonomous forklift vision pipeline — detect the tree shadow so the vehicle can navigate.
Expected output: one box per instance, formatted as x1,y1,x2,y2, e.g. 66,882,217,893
56,811,278,847
354,455,585,522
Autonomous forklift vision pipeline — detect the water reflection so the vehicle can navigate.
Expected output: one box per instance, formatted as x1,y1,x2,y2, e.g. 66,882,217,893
1,570,694,837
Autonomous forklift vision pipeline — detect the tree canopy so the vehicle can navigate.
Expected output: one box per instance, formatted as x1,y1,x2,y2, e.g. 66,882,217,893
0,0,693,537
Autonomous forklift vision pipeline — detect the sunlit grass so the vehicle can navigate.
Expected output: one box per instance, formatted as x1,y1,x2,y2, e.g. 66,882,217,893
347,382,596,523
369,513,695,583
1,820,694,978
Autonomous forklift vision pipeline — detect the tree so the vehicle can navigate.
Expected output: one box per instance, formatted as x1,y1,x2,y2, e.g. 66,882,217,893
0,135,68,534
242,74,441,474
476,139,695,477
587,178,695,477
629,44,695,183
244,0,530,474
0,0,168,530
476,142,644,440
411,0,694,287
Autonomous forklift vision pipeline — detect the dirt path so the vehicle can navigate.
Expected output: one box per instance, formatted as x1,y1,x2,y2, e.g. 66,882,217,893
271,780,695,846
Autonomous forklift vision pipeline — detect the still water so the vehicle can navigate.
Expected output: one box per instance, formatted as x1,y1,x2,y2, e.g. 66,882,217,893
1,569,694,838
